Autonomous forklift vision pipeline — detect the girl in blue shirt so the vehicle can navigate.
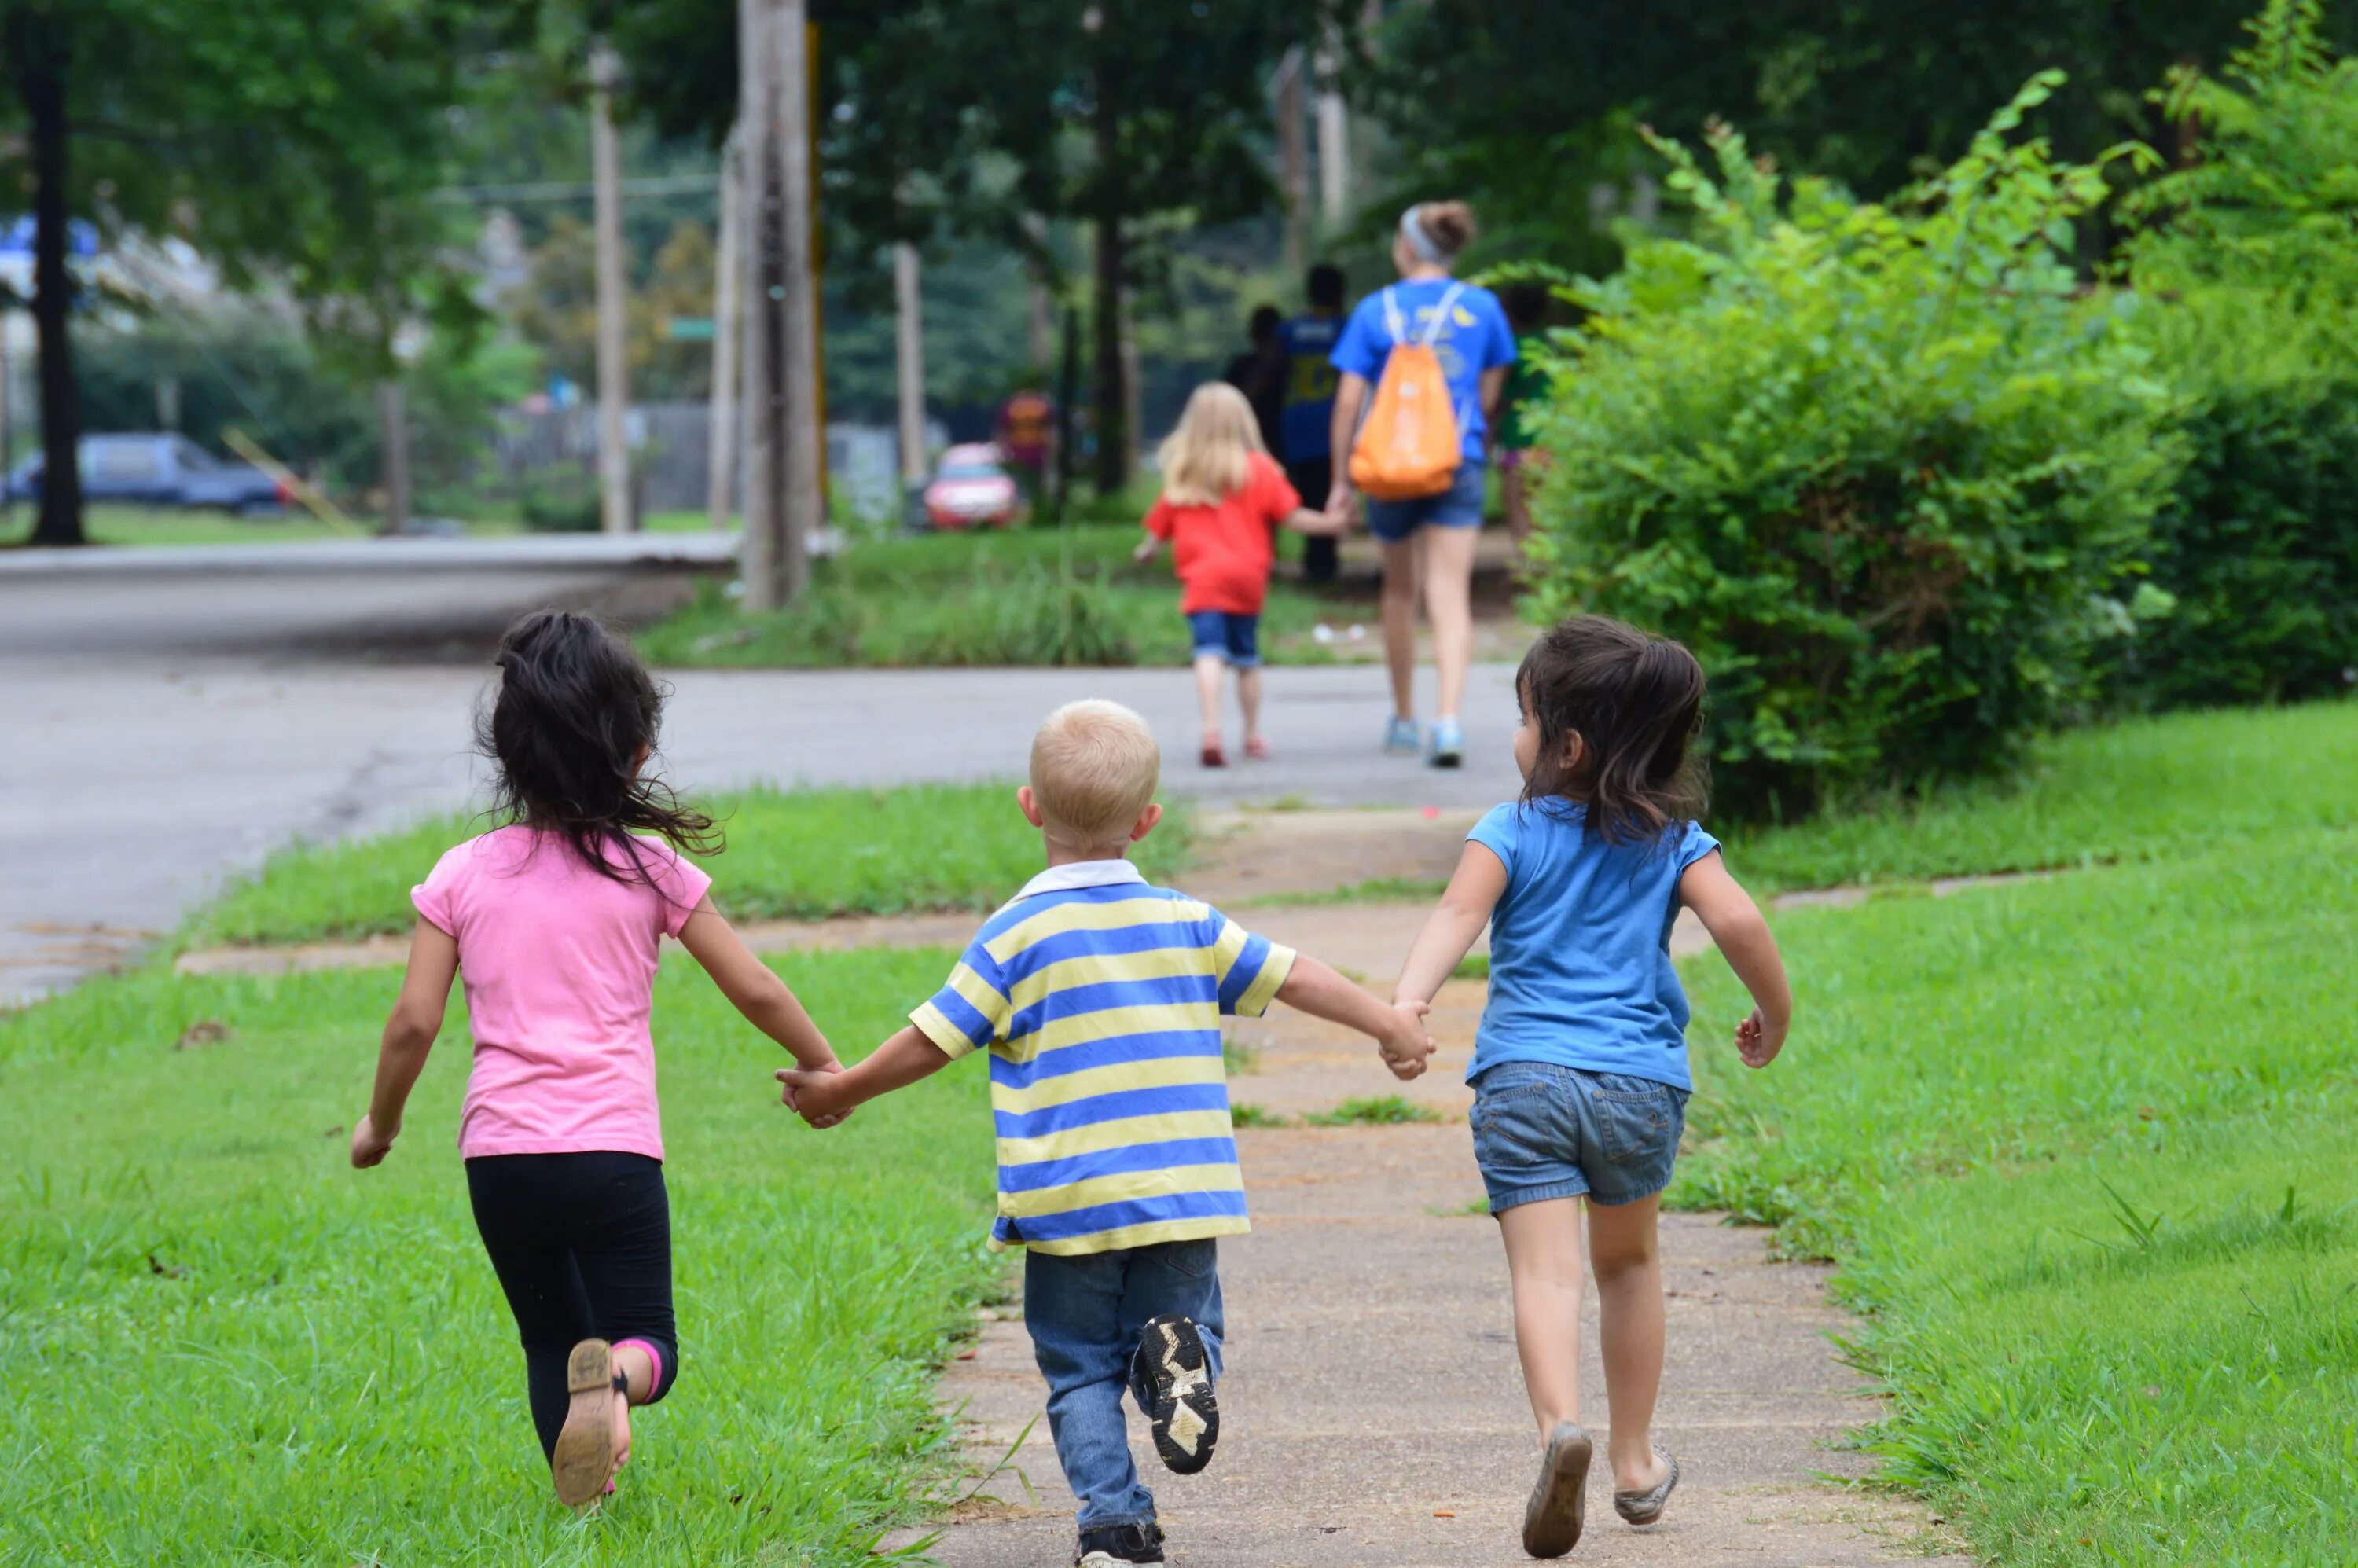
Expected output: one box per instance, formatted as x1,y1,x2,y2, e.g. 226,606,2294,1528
1392,615,1794,1559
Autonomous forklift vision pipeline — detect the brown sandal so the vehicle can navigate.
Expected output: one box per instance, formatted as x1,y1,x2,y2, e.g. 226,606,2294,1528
550,1338,617,1507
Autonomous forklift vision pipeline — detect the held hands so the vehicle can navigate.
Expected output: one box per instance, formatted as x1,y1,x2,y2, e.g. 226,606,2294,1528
776,1060,852,1129
1323,481,1359,532
1378,999,1437,1081
1735,1008,1787,1070
349,1113,398,1169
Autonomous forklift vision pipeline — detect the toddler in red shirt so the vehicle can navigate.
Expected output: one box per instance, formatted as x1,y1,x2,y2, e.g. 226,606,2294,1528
1135,383,1342,766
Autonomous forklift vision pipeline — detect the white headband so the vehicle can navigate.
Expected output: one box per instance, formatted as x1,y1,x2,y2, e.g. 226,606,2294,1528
1400,205,1447,263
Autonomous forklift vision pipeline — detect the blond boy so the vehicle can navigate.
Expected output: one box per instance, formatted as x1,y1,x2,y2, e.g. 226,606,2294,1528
782,700,1432,1567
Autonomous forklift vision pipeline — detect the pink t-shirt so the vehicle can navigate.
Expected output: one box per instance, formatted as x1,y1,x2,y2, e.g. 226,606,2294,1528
412,826,712,1162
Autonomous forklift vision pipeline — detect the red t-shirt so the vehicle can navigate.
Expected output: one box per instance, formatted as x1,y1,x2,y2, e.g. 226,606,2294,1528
1143,452,1301,615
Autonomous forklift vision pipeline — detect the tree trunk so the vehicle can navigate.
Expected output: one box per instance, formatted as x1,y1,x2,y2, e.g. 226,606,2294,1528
1089,79,1129,497
18,18,83,546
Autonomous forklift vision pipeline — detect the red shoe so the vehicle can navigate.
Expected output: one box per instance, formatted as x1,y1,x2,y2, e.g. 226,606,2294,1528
1243,736,1270,760
1200,743,1228,768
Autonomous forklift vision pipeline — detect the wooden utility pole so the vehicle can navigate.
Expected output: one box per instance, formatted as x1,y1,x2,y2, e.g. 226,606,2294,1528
590,40,634,534
1316,38,1350,229
376,380,410,536
707,129,744,531
737,0,821,609
894,241,926,486
1276,48,1309,274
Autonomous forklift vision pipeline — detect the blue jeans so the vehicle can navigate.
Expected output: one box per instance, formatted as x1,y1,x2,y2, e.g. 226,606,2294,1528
1364,458,1486,541
1469,1061,1689,1212
1024,1239,1225,1529
1185,609,1262,668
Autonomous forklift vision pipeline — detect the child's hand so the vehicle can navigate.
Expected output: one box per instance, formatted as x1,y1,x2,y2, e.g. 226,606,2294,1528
1132,536,1160,564
350,1113,398,1168
777,1065,853,1129
1735,1008,1787,1069
1378,1000,1436,1081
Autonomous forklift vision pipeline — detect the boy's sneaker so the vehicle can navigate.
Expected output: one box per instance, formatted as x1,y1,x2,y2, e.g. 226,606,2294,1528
1383,716,1421,755
1429,717,1465,769
1137,1313,1219,1474
1076,1521,1166,1566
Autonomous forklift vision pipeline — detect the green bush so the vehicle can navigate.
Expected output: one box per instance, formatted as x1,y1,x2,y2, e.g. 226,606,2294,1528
2125,325,2358,707
1522,77,2182,817
2109,2,2358,708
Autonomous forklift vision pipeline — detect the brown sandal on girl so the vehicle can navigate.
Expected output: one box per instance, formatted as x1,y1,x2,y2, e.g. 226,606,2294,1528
551,1338,618,1507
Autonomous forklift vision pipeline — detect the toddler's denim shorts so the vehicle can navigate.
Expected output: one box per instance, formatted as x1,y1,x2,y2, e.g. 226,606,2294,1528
1468,1060,1689,1212
1185,608,1262,667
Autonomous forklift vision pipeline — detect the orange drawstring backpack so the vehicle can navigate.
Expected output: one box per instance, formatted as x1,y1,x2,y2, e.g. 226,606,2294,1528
1347,281,1467,501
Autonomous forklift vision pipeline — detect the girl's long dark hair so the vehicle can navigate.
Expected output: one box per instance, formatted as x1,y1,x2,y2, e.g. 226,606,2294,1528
477,609,721,885
1517,615,1708,844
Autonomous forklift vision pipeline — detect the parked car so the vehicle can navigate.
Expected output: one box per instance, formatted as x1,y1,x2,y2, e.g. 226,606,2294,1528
3,434,291,514
920,442,1023,531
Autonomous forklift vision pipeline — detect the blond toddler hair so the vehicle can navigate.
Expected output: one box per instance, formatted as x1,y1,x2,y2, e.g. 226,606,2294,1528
1155,382,1267,508
1030,700,1161,851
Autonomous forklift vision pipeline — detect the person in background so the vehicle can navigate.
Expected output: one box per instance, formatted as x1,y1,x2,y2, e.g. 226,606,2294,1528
1224,305,1288,461
1276,263,1348,585
1327,200,1518,769
1494,283,1554,553
1133,384,1342,766
997,384,1056,507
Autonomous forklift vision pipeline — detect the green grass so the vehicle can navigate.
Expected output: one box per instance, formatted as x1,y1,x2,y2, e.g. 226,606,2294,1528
1228,1103,1292,1129
1721,700,2358,892
1671,819,2358,1562
633,524,1357,670
1305,1095,1446,1127
1234,875,1449,911
191,782,1193,948
1452,952,1490,980
0,946,999,1564
3,503,371,548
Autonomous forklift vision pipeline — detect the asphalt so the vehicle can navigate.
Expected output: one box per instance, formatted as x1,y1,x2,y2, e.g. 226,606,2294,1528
4,567,1521,1000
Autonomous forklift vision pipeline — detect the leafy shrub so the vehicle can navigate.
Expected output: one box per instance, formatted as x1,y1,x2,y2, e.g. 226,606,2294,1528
1522,77,2183,817
519,473,601,533
2121,314,2358,707
2109,1,2358,708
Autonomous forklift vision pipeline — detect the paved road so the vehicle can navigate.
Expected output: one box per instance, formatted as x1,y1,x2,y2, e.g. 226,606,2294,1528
5,569,1520,999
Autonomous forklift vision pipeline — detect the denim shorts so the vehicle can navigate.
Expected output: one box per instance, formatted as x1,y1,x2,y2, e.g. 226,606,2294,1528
1364,459,1486,542
1185,609,1261,667
1468,1061,1689,1212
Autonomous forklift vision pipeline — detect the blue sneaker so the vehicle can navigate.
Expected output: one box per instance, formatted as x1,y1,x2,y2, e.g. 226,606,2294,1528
1383,716,1421,755
1429,718,1464,769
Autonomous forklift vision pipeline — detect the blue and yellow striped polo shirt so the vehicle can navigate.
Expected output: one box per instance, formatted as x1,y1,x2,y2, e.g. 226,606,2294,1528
909,859,1295,1256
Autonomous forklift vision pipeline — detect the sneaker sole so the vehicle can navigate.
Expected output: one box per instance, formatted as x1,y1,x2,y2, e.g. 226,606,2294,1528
1139,1314,1218,1475
1522,1421,1592,1559
551,1338,615,1508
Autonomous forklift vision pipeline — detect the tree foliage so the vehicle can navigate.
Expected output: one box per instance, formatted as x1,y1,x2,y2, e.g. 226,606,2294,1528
1522,79,2183,817
0,0,525,541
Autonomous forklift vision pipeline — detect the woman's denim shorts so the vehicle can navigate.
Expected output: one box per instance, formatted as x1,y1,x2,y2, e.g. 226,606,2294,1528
1468,1061,1690,1213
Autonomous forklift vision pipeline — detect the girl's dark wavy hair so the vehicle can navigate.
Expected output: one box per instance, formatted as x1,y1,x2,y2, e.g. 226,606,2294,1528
1516,615,1708,843
477,609,722,886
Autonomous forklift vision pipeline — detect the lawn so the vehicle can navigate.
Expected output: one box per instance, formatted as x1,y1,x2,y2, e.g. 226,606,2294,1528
1720,700,2358,892
1673,816,2358,1562
2,503,373,548
1,946,999,1566
191,780,1194,948
632,523,1357,670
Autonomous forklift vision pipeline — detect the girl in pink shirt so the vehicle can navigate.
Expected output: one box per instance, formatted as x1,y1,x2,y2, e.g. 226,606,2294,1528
350,610,845,1507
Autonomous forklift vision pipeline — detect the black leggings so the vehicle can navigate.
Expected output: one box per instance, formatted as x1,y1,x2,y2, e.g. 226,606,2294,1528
465,1151,679,1460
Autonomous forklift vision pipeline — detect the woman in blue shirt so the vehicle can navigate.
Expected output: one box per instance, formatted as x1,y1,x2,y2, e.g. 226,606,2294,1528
1326,200,1517,769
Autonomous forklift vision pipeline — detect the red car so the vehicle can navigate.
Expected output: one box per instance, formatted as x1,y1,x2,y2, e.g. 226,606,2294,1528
922,442,1023,530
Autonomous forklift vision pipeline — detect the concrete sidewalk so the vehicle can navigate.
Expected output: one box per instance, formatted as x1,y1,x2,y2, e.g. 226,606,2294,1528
898,915,1969,1568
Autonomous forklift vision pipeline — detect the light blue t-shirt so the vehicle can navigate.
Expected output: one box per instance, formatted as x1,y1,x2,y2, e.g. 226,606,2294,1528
1330,279,1517,462
1466,800,1721,1090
